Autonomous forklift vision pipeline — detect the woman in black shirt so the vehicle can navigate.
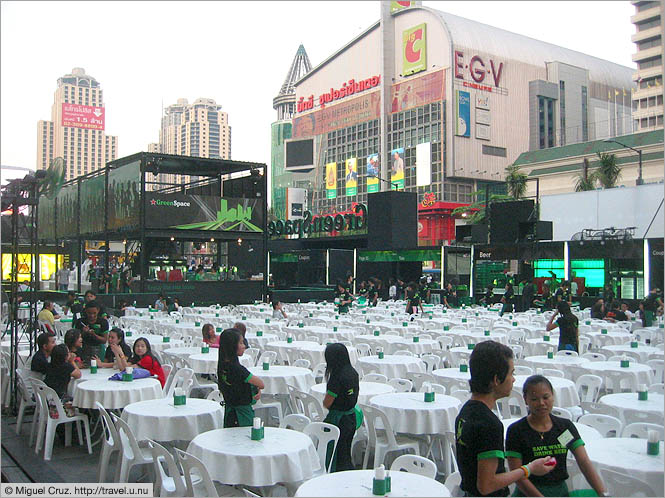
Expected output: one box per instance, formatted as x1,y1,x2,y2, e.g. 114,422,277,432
93,328,131,369
217,328,264,428
546,302,579,352
500,283,514,317
322,343,360,472
44,344,81,417
506,375,605,496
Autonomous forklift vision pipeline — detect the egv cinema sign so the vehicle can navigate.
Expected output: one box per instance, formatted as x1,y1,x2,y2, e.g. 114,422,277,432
454,50,505,92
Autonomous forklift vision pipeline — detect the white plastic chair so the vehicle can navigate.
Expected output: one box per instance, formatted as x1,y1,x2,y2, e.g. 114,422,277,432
418,382,446,394
542,368,565,378
31,379,91,461
244,348,260,366
390,454,437,479
279,413,311,432
648,382,664,394
556,350,579,357
388,378,413,393
287,385,325,421
582,352,607,362
621,422,664,440
551,406,573,420
174,448,218,497
257,350,278,366
15,368,39,438
304,422,340,475
362,373,388,384
359,403,420,469
444,471,462,496
394,350,415,357
164,368,194,398
313,363,326,383
293,359,311,369
356,343,371,357
577,413,623,438
603,370,638,393
95,402,122,482
621,408,664,425
420,354,441,373
514,365,533,376
647,359,664,383
496,389,528,419
404,371,435,392
147,439,187,497
205,389,224,403
111,413,154,483
575,374,603,404
161,363,173,392
449,389,471,403
600,468,656,497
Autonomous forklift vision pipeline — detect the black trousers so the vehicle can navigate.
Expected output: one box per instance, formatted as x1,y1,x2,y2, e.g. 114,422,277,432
334,413,356,472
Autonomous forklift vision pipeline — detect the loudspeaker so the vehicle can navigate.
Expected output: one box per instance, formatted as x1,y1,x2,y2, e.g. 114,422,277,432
368,191,418,250
457,224,489,243
489,200,534,244
519,220,553,241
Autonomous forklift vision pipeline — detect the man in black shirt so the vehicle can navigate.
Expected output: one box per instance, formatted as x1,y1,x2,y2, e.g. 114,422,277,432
366,279,378,307
604,301,628,322
75,301,109,364
30,332,56,375
455,341,554,496
521,279,536,312
65,291,83,319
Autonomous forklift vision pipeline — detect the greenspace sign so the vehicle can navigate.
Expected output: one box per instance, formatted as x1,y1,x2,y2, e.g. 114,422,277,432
268,204,366,238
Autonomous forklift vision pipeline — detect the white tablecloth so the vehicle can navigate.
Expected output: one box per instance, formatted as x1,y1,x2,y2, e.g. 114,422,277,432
266,341,320,363
290,326,357,343
579,361,654,387
501,417,603,441
163,346,206,359
461,331,509,345
369,392,461,435
295,469,451,497
523,355,589,379
247,366,315,395
188,352,252,373
524,338,558,356
121,397,224,442
585,330,632,347
125,334,184,352
245,333,280,349
72,378,163,409
513,375,580,408
602,344,663,363
599,393,664,422
310,381,394,406
432,368,470,390
357,355,425,379
569,439,664,496
68,367,117,395
187,427,320,486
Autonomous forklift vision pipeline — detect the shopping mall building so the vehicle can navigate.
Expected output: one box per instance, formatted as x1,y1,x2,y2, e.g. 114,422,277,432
271,3,635,246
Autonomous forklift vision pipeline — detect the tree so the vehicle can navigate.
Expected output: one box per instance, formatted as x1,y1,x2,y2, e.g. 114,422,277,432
452,190,512,225
575,157,597,192
505,163,528,199
595,152,621,188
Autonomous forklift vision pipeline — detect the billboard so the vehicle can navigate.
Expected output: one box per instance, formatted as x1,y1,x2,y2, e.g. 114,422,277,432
455,90,471,137
108,161,141,231
403,23,427,76
80,174,106,235
390,148,405,190
367,154,380,193
145,194,263,232
326,162,337,199
61,103,105,130
37,196,56,240
286,187,307,220
345,158,358,196
390,69,445,113
416,142,431,187
56,184,78,238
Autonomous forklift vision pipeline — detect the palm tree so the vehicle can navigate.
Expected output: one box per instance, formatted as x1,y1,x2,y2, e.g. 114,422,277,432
595,152,621,188
505,163,528,199
452,190,512,224
575,157,596,191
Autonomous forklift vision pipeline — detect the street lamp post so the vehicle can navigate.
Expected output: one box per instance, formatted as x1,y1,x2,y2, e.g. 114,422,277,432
603,138,643,185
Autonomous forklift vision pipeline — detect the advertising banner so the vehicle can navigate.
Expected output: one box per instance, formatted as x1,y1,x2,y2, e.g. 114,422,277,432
56,184,78,238
325,162,337,199
286,187,307,220
108,161,141,231
367,154,380,193
390,147,405,190
292,91,381,138
402,23,427,76
38,196,56,240
80,174,105,235
345,158,358,196
455,90,471,137
416,142,431,187
391,1,414,13
145,194,263,232
61,103,105,130
390,69,445,113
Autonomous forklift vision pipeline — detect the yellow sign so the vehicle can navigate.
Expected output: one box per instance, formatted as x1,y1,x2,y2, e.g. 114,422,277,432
326,162,337,199
345,158,358,196
403,23,427,76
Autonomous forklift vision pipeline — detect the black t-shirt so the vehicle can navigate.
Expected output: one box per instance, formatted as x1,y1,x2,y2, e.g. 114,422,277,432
505,415,584,486
605,309,628,321
326,365,359,411
644,293,661,312
338,291,352,313
367,286,377,301
104,342,132,363
590,303,605,319
30,350,50,375
556,315,579,350
75,316,110,350
217,360,253,406
455,400,509,497
503,288,514,303
44,362,75,398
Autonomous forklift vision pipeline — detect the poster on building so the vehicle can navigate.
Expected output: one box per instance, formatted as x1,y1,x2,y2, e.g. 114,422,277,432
390,69,445,113
476,108,491,125
108,160,141,231
391,0,413,13
326,162,337,199
476,123,491,140
455,90,471,137
416,142,431,187
390,148,405,190
367,154,380,193
61,103,105,130
56,184,78,238
292,91,381,138
80,174,106,235
37,196,56,240
402,23,427,76
345,158,358,196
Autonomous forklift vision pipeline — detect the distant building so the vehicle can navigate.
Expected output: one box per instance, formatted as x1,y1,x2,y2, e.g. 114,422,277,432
37,67,118,181
631,0,664,131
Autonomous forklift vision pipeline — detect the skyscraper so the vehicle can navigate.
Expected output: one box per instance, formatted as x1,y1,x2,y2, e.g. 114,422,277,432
631,0,663,131
37,67,118,181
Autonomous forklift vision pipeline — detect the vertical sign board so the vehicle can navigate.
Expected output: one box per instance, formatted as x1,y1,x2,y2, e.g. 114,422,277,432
403,24,427,76
475,94,491,140
390,148,405,190
391,0,414,13
326,162,337,199
416,142,431,187
367,154,380,193
345,158,358,196
455,90,471,137
286,187,307,220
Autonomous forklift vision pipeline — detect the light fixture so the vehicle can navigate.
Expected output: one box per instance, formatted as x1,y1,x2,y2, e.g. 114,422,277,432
210,237,215,242
462,213,468,218
123,239,127,244
170,237,174,241
237,238,243,246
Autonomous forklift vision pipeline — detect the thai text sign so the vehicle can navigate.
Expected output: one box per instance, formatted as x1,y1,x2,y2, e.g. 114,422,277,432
61,103,105,130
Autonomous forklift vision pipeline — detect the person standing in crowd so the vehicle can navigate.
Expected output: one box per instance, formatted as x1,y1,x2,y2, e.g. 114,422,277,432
405,282,424,315
217,328,264,427
500,282,514,317
31,332,56,375
109,266,121,293
336,282,353,314
64,291,83,317
590,298,606,319
506,375,606,496
420,276,432,304
322,343,360,472
83,290,106,318
74,301,109,365
554,281,572,306
57,265,70,292
480,284,494,306
202,323,220,348
366,279,378,307
94,328,132,369
44,344,81,417
37,301,60,328
388,278,397,300
547,302,579,352
640,287,663,327
521,279,535,312
154,293,167,311
455,341,554,497
602,283,615,304
272,301,288,319
116,337,166,387
569,272,578,297
345,274,354,294
443,282,458,308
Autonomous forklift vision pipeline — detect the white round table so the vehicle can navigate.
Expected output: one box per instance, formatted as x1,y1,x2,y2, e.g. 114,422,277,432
121,397,224,442
524,338,558,356
125,334,184,352
310,381,394,406
68,368,117,395
569,438,664,496
369,392,461,435
385,337,439,355
247,365,314,395
513,375,580,408
501,417,603,441
599,393,664,422
245,333,279,349
586,330,632,347
579,361,654,387
163,346,205,359
357,355,425,379
462,331,509,345
187,427,320,486
291,326,356,343
266,341,320,364
523,355,589,379
188,351,253,373
295,469,451,497
432,368,470,390
72,377,163,409
602,344,663,363
296,343,359,367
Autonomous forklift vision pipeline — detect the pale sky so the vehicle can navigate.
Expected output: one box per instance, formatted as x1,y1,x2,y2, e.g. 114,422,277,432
1,1,636,183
